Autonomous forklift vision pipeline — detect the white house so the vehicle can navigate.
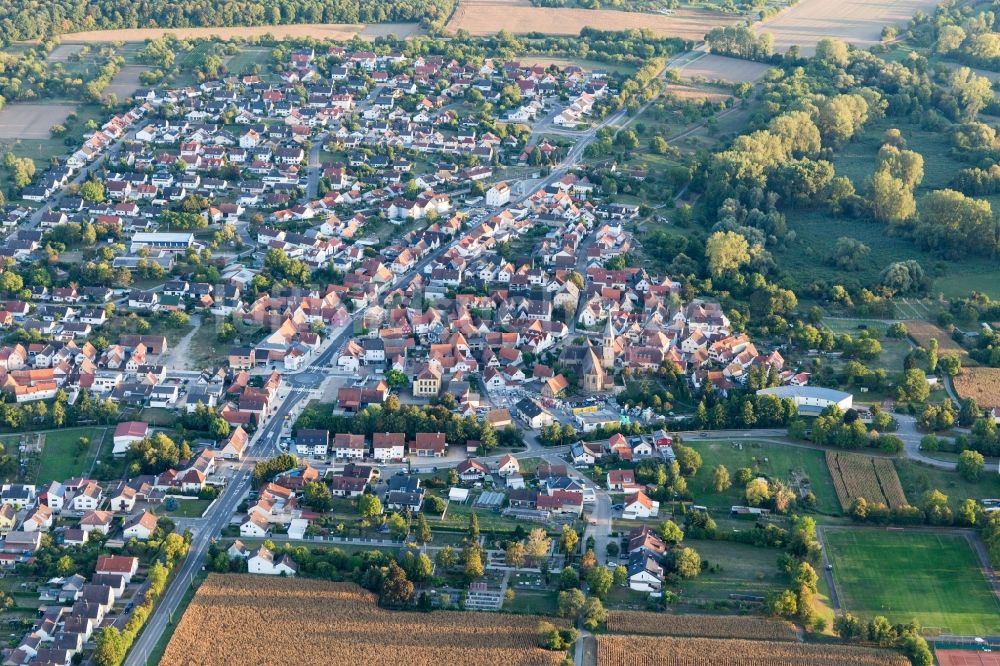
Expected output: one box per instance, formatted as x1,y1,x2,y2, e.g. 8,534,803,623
622,491,659,520
122,511,158,541
248,545,297,576
495,454,519,477
627,552,663,592
485,181,511,207
240,513,270,538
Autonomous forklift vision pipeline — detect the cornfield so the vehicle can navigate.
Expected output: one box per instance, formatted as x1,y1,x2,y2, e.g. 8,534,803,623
904,321,975,366
605,611,797,641
826,451,908,511
597,635,910,665
160,575,565,666
953,368,1000,409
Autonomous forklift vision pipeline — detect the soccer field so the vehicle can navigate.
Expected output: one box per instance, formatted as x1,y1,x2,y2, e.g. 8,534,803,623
825,529,1000,636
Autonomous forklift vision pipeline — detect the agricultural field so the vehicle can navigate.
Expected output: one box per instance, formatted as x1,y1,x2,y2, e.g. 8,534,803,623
824,529,1000,636
58,23,423,43
826,451,908,511
102,65,146,100
606,611,797,641
0,103,76,140
905,321,974,365
952,368,1000,410
756,0,943,55
596,635,909,665
513,56,637,75
675,53,774,83
688,440,840,514
446,0,739,38
161,575,566,665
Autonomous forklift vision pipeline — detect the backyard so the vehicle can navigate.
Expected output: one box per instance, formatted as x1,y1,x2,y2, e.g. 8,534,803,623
32,427,109,485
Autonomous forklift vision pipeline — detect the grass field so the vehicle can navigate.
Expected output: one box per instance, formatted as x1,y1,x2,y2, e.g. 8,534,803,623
680,538,789,603
159,498,212,518
824,529,1000,635
780,117,1000,299
34,427,108,485
894,458,1000,510
226,47,272,76
688,439,840,514
675,53,773,83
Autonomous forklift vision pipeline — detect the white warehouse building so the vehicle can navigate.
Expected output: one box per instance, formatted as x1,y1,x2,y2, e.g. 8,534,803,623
755,386,853,415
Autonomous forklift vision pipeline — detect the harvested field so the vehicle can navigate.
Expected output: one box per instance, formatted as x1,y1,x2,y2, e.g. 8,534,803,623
447,0,739,38
605,611,797,641
46,44,83,61
0,104,76,139
953,367,1000,410
664,83,731,102
160,575,565,666
675,53,773,83
596,635,909,665
826,451,908,511
757,0,944,55
102,65,146,99
905,320,975,366
58,22,423,43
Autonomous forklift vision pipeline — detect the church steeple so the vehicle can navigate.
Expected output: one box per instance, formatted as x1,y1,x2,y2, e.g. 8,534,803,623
601,316,615,370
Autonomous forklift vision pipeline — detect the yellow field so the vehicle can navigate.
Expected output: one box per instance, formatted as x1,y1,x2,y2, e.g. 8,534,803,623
446,0,738,38
597,635,910,665
0,104,77,140
57,22,423,43
160,575,565,666
953,367,1000,409
606,611,797,641
757,0,943,55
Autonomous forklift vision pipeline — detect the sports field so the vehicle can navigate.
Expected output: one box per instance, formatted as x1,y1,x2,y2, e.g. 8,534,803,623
825,529,1000,636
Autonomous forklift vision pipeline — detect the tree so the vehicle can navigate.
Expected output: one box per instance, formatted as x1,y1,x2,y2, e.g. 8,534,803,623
745,478,770,506
951,67,993,120
868,169,915,225
586,566,614,599
381,561,414,606
415,513,432,545
468,512,480,541
658,520,684,545
559,566,580,589
705,231,750,276
302,481,333,512
506,540,526,568
958,449,985,481
916,189,996,258
386,513,408,539
464,542,485,578
94,627,126,666
435,545,456,570
80,180,105,203
581,597,607,630
560,524,579,555
557,588,585,618
673,547,702,578
897,368,930,403
712,464,731,493
816,38,850,66
358,494,382,525
525,528,551,564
